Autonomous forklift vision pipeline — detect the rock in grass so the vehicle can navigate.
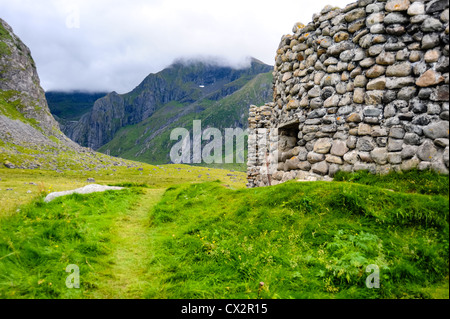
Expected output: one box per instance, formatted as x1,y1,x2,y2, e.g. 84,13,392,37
3,161,15,169
44,184,124,203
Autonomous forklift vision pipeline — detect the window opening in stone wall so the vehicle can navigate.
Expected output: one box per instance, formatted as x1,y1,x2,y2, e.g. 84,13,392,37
277,121,300,169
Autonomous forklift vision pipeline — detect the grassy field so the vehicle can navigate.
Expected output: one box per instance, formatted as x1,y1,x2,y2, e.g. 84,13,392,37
0,164,246,216
0,167,448,299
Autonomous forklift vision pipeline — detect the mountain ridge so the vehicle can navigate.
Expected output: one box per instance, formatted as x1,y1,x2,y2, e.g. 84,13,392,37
97,68,273,166
60,57,273,165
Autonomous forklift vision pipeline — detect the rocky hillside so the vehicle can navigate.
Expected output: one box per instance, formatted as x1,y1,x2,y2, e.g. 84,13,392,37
0,18,135,171
62,58,273,151
0,18,77,149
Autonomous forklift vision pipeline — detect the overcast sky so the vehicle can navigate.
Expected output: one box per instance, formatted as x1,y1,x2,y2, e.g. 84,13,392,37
0,0,350,93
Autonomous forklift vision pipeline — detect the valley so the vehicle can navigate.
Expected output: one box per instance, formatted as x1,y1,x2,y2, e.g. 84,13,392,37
54,59,273,167
1,0,449,302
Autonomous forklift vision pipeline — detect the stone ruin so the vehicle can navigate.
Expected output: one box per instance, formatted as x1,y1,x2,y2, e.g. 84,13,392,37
247,0,449,188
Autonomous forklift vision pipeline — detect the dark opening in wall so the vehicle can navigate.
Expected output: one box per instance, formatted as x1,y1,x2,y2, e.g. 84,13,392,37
278,120,299,163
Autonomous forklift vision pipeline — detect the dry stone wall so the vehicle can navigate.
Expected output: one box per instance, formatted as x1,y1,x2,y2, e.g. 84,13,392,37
247,0,449,188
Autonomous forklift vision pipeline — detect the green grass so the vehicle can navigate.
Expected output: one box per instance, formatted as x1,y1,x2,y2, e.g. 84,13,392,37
145,172,449,298
0,90,39,129
82,188,166,298
0,23,13,42
0,169,448,299
0,165,246,215
334,169,449,196
0,23,13,55
0,188,143,298
0,41,11,56
0,163,245,299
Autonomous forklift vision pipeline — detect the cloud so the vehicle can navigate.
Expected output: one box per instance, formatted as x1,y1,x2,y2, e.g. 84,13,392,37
0,0,351,93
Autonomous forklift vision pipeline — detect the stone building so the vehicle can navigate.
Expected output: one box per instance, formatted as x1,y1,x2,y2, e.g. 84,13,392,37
247,0,449,188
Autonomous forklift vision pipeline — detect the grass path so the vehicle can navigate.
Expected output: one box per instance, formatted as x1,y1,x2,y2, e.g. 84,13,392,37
88,188,165,298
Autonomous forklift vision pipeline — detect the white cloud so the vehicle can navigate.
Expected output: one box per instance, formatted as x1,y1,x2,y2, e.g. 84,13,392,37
0,0,351,93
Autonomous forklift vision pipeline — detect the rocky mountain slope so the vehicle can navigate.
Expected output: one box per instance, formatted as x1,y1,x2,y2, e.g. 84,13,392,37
0,18,135,170
0,18,75,148
61,59,273,161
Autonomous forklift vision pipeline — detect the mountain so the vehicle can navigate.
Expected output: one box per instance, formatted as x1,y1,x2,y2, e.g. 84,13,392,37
99,71,273,166
46,91,108,121
46,90,108,139
0,18,73,148
0,18,134,170
60,58,273,165
1,15,272,170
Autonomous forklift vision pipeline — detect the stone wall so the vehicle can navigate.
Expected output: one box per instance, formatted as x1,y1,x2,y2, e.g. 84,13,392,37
247,0,449,188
